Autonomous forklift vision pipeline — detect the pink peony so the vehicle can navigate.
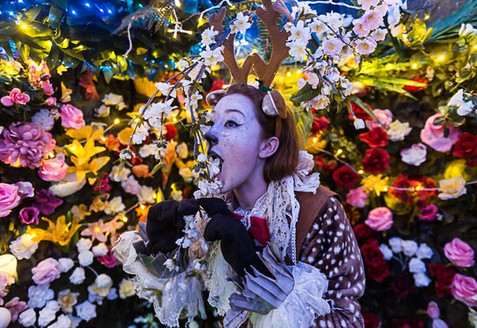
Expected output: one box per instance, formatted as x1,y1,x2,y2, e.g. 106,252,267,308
0,183,21,218
38,158,68,181
444,238,475,267
31,258,61,285
60,104,85,129
418,204,438,221
1,88,30,107
420,113,461,152
427,301,440,319
42,81,54,96
366,109,393,130
365,207,393,231
346,187,368,208
45,97,57,107
0,123,56,169
451,274,477,307
19,207,40,225
97,249,117,268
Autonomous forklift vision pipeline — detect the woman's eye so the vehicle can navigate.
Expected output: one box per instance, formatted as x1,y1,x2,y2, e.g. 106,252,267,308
225,120,238,127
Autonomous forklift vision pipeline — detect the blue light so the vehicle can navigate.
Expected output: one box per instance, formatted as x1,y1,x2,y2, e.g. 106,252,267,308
71,9,77,15
99,8,104,13
9,11,14,16
107,9,112,14
85,3,91,7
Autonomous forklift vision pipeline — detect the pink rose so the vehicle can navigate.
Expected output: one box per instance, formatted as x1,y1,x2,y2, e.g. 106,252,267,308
31,258,61,285
366,109,393,130
427,301,440,319
444,238,475,267
365,207,393,231
38,158,68,181
451,273,477,307
60,104,85,129
42,81,54,96
418,204,438,221
97,249,117,268
421,113,461,152
1,88,30,106
45,97,57,107
0,183,21,217
346,187,368,208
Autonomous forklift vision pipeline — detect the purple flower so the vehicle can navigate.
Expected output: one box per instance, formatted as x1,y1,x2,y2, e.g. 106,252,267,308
15,181,34,199
0,122,56,169
19,207,40,225
33,189,63,215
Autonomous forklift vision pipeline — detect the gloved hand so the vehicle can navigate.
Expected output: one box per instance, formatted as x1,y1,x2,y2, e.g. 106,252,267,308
199,198,269,277
229,245,295,314
146,199,200,254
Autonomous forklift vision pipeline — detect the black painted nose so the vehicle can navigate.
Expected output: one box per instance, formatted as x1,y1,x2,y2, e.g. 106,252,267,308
204,130,218,147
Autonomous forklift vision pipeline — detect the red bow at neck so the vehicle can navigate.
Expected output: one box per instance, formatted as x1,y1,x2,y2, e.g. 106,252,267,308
232,213,270,246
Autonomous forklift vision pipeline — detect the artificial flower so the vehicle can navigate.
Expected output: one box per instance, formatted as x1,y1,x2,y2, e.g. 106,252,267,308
28,215,81,246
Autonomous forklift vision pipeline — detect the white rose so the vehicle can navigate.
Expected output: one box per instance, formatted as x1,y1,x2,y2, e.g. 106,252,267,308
176,142,188,159
121,176,141,195
38,307,57,327
75,301,96,322
95,105,110,118
401,143,427,166
10,234,39,260
95,274,113,289
112,231,140,272
92,243,108,256
70,267,85,285
19,308,36,327
388,120,412,141
76,238,92,252
103,93,124,106
109,166,131,182
379,244,393,260
104,196,125,215
414,273,431,287
49,172,87,197
28,284,54,309
409,257,426,273
137,186,155,204
402,240,418,257
388,237,403,253
58,258,74,273
448,89,474,116
78,251,94,267
416,244,433,260
119,279,136,299
47,314,72,328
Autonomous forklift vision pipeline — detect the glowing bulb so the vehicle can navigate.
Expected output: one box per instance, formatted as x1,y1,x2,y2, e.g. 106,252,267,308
411,63,418,69
71,10,77,15
358,169,364,174
296,69,302,75
172,117,177,122
473,44,477,50
100,136,106,142
122,216,128,222
21,23,28,29
286,72,291,77
336,149,343,156
114,118,120,124
424,13,430,20
383,187,389,192
69,145,76,151
85,2,91,7
436,54,445,62
312,137,318,143
140,205,146,210
94,227,101,233
174,0,181,7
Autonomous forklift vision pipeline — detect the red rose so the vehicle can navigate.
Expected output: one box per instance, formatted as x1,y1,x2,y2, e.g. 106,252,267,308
391,274,415,298
363,313,380,328
362,148,390,174
390,175,437,205
359,127,389,148
453,132,477,158
428,263,456,297
349,102,372,120
360,239,384,267
311,116,330,134
164,124,178,141
367,260,389,283
403,76,428,94
210,79,225,92
332,165,360,189
353,223,377,243
314,156,337,174
391,318,424,328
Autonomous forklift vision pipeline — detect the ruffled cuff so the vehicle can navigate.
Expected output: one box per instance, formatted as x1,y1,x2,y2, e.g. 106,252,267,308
252,261,330,328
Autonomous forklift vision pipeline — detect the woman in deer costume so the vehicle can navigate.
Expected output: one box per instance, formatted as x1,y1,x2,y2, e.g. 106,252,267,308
128,1,365,327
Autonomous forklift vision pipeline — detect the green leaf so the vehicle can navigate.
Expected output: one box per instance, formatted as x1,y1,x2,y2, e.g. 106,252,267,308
48,6,64,29
290,84,320,105
19,43,30,61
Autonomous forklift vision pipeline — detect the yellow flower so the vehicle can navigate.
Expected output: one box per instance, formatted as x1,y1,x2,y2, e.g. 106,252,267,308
444,159,468,180
0,254,17,281
58,289,79,313
67,139,109,184
117,127,134,145
66,126,104,141
361,174,389,196
61,82,72,103
28,215,81,247
119,279,136,299
70,204,91,221
438,176,467,200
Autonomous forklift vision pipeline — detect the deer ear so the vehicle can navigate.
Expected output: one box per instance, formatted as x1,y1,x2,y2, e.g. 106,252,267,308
262,90,287,119
206,90,226,107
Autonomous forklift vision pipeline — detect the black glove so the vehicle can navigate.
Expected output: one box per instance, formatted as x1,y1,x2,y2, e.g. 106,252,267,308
199,198,269,277
146,199,200,254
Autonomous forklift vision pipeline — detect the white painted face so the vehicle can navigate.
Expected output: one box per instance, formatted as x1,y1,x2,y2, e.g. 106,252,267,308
206,93,267,194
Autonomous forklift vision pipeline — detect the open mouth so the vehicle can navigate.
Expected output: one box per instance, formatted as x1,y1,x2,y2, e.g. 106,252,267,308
208,150,223,177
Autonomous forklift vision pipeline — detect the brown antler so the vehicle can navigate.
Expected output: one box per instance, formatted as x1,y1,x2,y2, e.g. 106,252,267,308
252,0,291,88
208,8,253,85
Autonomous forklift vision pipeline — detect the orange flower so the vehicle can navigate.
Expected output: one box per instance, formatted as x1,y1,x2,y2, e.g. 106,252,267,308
132,164,151,178
135,204,150,223
99,134,120,152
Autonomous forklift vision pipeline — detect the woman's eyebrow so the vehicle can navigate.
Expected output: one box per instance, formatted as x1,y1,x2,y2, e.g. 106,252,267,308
224,109,245,117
